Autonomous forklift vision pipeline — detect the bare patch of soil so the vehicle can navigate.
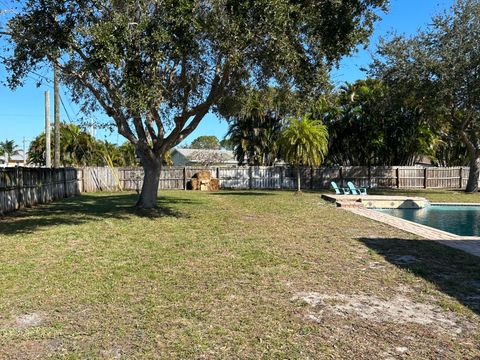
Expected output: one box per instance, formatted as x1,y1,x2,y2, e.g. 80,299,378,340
14,312,44,329
294,292,473,334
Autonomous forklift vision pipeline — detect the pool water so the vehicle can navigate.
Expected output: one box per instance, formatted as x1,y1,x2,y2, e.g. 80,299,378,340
376,205,480,237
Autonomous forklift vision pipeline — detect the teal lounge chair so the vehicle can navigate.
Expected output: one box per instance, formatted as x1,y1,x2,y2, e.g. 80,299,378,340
347,181,367,195
331,181,350,195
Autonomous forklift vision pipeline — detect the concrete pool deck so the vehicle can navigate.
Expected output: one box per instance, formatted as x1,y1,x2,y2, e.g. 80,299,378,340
321,194,430,209
322,194,480,257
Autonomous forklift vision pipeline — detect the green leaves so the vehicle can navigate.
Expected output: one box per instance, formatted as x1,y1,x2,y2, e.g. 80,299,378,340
0,140,19,157
319,79,437,166
27,123,139,167
371,0,480,168
226,88,285,166
279,115,329,167
4,0,387,119
188,136,221,150
3,0,387,198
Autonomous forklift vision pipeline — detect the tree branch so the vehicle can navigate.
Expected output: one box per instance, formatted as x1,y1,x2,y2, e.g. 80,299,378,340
66,45,143,145
149,107,165,140
132,114,149,143
59,63,138,144
144,113,159,144
165,60,232,150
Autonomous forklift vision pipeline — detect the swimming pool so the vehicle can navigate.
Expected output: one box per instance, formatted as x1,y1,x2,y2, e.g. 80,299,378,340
376,204,480,237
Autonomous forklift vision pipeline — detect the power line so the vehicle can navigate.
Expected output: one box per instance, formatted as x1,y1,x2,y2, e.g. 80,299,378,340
59,94,73,123
63,90,80,117
29,70,82,124
30,70,52,83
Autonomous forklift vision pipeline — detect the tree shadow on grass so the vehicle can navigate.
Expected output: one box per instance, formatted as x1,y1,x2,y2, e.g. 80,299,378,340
0,193,193,236
359,237,480,316
210,191,275,196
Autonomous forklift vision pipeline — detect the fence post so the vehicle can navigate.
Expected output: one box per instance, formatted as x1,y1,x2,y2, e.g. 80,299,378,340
459,167,463,189
183,167,187,190
310,167,314,190
216,167,221,190
77,168,82,194
249,166,253,189
16,166,24,209
82,168,86,193
280,166,284,189
424,167,428,189
63,167,68,197
0,169,4,216
368,166,371,189
396,167,400,189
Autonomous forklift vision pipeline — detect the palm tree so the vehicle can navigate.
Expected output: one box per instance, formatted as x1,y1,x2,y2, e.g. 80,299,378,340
28,124,102,166
0,139,19,155
279,116,329,192
0,139,19,164
226,96,283,166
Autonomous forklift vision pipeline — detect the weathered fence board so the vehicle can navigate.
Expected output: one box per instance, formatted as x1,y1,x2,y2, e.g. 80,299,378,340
0,167,79,215
78,165,480,193
4,165,476,215
218,167,249,189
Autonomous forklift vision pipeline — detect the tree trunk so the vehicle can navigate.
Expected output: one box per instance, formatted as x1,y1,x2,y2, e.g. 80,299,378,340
466,156,480,193
297,165,301,192
460,130,479,193
136,162,161,208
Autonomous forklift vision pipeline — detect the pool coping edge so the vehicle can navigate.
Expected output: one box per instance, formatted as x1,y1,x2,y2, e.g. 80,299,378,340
343,206,480,257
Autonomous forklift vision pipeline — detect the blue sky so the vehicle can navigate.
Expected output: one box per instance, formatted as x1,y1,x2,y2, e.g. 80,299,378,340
0,0,453,150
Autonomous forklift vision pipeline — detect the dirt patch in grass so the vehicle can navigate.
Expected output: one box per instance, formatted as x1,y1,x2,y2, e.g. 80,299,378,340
294,292,472,334
14,313,44,329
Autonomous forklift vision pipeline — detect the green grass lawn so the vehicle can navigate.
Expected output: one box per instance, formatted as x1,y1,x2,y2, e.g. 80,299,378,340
0,190,479,359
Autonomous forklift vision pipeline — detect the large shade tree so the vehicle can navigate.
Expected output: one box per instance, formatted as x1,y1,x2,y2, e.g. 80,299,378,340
3,0,387,207
371,0,480,192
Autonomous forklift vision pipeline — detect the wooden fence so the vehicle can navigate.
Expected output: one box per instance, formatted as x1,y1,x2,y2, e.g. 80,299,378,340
0,167,79,215
79,166,475,192
1,165,475,214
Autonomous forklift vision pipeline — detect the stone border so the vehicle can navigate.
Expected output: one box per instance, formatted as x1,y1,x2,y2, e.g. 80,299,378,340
345,206,480,257
321,194,430,209
431,202,480,207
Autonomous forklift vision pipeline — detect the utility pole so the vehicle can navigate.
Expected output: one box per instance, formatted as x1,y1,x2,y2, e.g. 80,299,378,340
53,62,61,168
45,90,51,168
22,137,26,166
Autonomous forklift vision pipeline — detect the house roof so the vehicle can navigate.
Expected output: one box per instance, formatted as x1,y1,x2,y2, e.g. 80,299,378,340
173,148,237,164
0,150,25,163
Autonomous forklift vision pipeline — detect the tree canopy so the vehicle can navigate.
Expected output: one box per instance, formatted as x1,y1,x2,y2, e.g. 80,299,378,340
315,79,437,167
28,123,140,167
226,89,285,166
370,0,480,191
187,136,220,150
3,0,388,207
